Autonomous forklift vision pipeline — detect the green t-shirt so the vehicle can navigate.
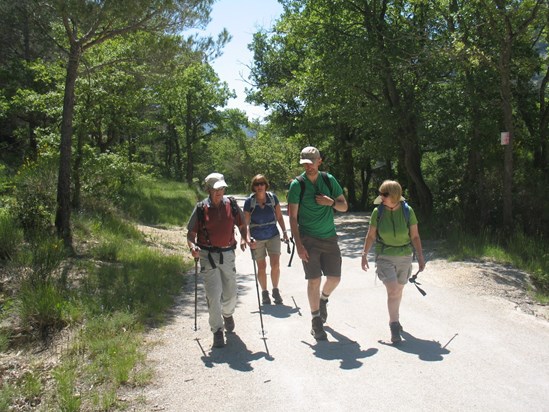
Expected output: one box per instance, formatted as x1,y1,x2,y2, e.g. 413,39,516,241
370,204,418,256
287,172,344,238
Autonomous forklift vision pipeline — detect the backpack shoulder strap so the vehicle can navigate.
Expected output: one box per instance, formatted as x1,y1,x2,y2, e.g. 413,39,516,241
296,175,306,205
377,202,410,226
320,171,333,196
402,201,410,226
227,196,239,217
249,193,257,213
196,200,206,224
376,204,384,225
266,191,275,205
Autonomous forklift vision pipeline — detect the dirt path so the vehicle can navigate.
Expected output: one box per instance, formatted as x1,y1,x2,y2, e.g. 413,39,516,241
125,206,549,411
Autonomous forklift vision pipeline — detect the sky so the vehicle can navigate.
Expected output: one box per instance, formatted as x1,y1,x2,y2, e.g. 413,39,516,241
195,0,284,120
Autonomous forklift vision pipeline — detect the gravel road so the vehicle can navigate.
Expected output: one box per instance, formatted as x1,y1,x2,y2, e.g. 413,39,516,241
126,203,549,412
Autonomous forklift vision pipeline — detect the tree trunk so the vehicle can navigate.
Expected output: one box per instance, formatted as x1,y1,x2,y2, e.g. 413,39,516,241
499,32,514,231
72,126,84,210
400,134,433,218
377,51,433,218
359,159,372,210
55,42,80,252
338,124,356,209
536,66,549,175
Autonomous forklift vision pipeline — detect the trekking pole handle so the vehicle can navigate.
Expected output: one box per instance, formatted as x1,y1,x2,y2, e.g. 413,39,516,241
250,238,256,260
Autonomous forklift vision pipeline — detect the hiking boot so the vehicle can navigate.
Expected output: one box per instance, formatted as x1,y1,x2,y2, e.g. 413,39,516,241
311,316,327,340
390,321,402,344
212,329,225,348
223,315,235,333
262,290,271,305
319,298,328,323
272,288,283,305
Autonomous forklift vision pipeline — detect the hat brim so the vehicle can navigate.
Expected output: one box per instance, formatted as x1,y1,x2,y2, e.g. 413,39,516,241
211,182,228,189
374,195,405,205
299,159,314,164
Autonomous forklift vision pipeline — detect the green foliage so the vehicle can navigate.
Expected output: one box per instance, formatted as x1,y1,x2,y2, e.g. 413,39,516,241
80,146,152,206
0,382,14,411
0,371,42,411
0,208,23,260
443,227,549,295
52,360,82,412
13,156,58,238
14,235,66,288
17,282,74,339
85,246,185,324
120,177,195,225
80,312,143,385
0,330,9,352
49,312,144,411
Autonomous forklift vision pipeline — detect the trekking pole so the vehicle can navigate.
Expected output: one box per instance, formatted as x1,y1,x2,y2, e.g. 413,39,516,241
409,269,426,296
287,236,295,267
194,257,199,331
250,239,266,338
284,237,291,254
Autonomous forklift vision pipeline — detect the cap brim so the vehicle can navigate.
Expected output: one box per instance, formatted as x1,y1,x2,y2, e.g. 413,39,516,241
299,159,314,164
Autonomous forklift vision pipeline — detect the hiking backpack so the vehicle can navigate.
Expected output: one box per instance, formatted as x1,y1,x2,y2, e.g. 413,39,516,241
248,192,277,228
295,171,333,206
375,200,413,254
195,196,239,245
376,201,411,227
249,191,276,215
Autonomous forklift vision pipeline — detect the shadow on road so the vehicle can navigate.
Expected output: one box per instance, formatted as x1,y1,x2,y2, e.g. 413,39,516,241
302,326,379,369
260,303,301,318
378,330,453,361
198,332,272,371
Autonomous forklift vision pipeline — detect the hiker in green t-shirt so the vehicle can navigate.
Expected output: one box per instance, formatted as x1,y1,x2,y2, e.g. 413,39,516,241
361,180,426,344
288,146,348,341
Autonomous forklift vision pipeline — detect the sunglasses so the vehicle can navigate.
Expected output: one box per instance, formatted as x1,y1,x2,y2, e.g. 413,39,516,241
253,182,266,187
379,192,390,197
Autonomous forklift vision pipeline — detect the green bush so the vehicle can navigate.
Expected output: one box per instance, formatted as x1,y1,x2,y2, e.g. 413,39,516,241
80,147,151,206
15,235,66,286
0,209,23,260
18,282,71,339
13,157,57,239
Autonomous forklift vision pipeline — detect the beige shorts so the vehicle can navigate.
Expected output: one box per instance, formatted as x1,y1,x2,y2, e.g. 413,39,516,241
376,255,413,285
252,235,281,260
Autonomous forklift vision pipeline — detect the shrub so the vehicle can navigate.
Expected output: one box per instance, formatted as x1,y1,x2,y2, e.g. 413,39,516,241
80,147,151,206
0,209,23,260
18,282,70,339
13,157,57,239
15,235,66,286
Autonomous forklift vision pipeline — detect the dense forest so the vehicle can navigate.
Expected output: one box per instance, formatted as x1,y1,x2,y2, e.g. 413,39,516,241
1,0,548,245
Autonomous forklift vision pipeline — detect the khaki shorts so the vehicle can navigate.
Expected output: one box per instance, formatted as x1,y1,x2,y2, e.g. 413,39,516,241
376,255,413,285
252,235,281,260
301,235,341,279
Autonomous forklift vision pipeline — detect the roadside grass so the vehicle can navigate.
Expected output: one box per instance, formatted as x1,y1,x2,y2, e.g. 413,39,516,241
441,227,549,300
121,177,197,226
0,178,197,410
